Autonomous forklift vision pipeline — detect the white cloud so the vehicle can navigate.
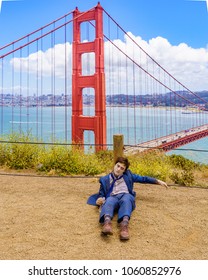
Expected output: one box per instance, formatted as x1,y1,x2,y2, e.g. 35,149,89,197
9,32,208,95
10,43,72,79
144,35,208,90
125,33,208,92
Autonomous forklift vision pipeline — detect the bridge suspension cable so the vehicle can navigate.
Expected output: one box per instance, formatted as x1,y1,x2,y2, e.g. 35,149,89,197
103,8,208,106
0,3,207,156
100,7,208,147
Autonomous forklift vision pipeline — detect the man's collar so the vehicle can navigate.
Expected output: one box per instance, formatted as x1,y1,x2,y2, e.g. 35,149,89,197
111,172,123,180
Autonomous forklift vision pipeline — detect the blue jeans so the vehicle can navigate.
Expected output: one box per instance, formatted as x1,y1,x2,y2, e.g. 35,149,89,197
99,193,135,223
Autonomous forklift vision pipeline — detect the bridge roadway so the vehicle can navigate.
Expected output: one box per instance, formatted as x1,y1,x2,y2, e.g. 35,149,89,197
124,124,208,155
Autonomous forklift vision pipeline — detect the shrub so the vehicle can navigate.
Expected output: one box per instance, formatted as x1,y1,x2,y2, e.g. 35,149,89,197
3,133,40,169
167,154,198,186
168,154,199,171
0,133,207,187
36,146,107,175
0,142,7,166
129,151,170,181
170,170,195,186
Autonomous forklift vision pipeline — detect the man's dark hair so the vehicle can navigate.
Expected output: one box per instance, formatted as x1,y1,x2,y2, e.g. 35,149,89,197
115,156,130,170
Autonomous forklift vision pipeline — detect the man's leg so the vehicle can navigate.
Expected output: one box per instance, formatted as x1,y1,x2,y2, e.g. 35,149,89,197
117,193,135,240
99,196,119,235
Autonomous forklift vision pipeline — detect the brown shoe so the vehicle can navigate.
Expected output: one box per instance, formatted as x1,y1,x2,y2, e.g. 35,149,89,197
102,222,113,235
120,222,129,240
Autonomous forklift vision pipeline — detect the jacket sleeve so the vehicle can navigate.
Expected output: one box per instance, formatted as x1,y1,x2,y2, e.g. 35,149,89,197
98,176,110,198
87,175,110,206
130,171,158,184
87,193,100,205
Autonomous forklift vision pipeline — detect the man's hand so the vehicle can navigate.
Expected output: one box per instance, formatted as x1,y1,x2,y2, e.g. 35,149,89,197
157,179,168,189
96,197,105,206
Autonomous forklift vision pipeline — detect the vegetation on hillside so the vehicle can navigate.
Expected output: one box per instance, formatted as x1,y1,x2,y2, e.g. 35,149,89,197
0,133,207,188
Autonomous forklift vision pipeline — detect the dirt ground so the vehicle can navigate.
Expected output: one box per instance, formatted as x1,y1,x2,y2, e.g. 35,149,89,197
0,170,207,260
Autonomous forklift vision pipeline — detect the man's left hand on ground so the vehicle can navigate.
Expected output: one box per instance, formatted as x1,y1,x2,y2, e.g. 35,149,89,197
157,179,168,189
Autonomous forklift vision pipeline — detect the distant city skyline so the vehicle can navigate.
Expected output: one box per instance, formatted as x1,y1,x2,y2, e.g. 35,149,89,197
1,90,208,109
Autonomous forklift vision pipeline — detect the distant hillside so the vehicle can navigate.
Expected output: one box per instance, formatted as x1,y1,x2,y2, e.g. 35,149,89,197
106,90,208,109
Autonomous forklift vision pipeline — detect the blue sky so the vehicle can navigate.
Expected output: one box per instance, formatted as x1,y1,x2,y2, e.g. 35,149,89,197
0,0,208,48
1,0,208,93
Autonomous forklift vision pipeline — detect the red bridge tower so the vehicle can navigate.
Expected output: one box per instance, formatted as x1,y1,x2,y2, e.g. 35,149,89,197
72,3,106,151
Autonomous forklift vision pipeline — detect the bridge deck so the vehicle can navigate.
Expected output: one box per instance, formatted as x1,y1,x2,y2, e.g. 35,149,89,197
124,124,208,155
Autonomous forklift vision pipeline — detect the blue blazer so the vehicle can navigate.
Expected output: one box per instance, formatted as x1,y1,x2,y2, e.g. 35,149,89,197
87,169,158,206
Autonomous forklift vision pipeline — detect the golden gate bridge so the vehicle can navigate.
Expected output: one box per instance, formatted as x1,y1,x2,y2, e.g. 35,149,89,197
0,3,208,153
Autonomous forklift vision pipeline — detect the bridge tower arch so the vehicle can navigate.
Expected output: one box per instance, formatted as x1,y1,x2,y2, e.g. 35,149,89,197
72,3,106,151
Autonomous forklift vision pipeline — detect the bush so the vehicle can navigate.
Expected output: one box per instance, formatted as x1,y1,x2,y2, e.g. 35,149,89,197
0,133,207,187
36,146,108,175
170,170,195,186
2,133,40,169
168,154,199,171
167,154,199,186
129,151,170,181
0,142,7,166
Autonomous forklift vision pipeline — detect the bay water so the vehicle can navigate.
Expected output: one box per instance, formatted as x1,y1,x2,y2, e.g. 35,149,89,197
0,106,207,164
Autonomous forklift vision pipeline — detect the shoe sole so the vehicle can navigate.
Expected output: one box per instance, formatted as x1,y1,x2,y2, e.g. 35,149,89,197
102,230,113,235
120,235,129,240
102,231,113,235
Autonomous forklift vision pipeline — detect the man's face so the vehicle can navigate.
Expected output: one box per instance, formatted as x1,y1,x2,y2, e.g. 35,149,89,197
113,162,126,177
